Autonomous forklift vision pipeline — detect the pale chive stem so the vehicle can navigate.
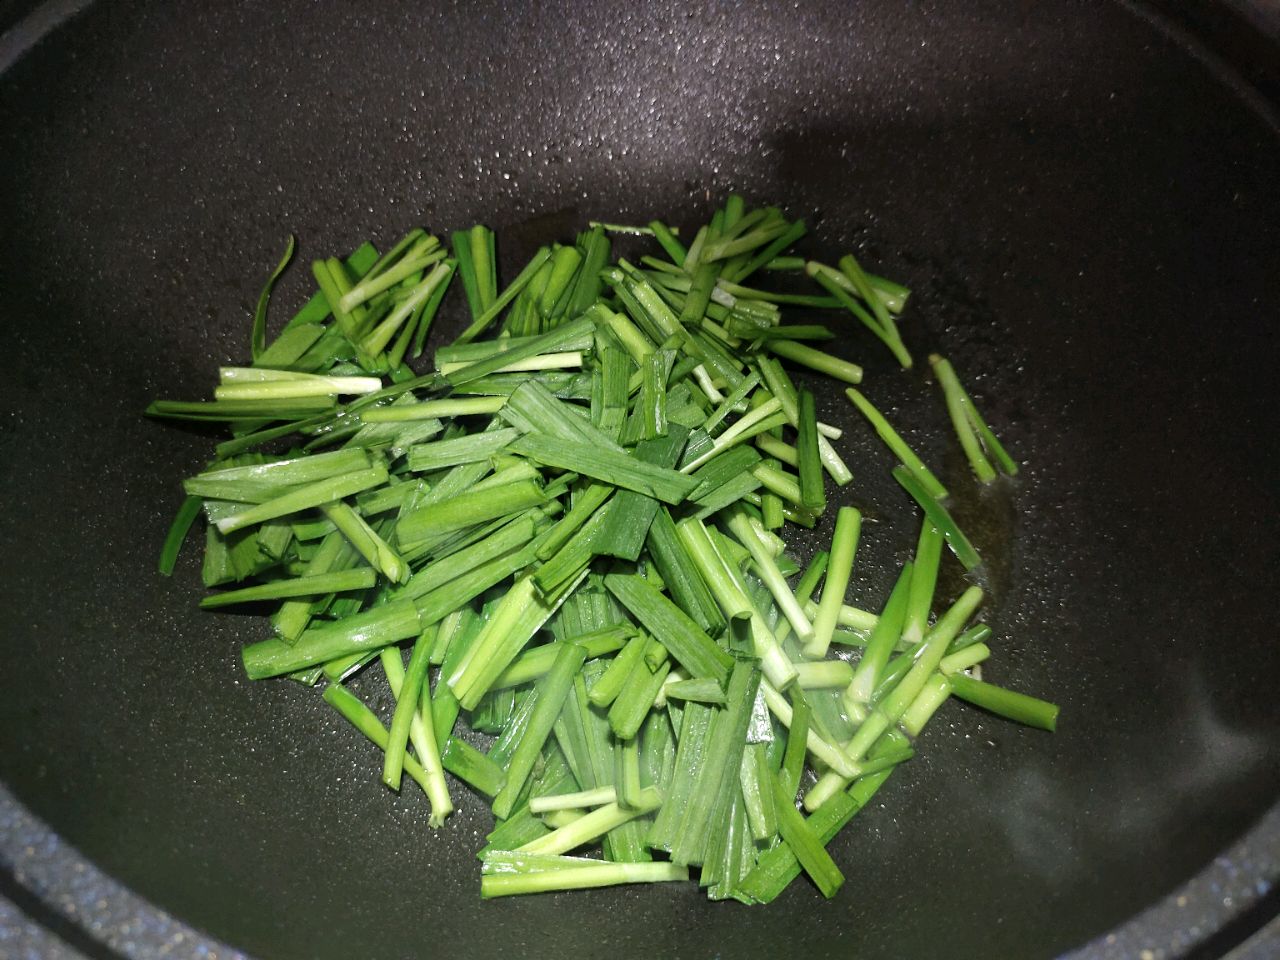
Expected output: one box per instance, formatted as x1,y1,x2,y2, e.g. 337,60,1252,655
438,351,584,376
361,262,453,356
754,433,798,467
804,506,860,659
691,364,725,404
755,357,851,485
901,522,944,646
838,253,912,368
893,466,982,571
453,246,554,345
772,550,828,649
816,421,842,440
214,376,382,400
535,810,585,830
758,679,858,778
339,241,440,313
361,396,506,422
680,397,784,473
939,642,991,676
588,221,659,236
803,586,983,811
929,354,1019,480
801,599,878,633
701,372,761,436
321,683,435,800
516,787,663,856
929,354,995,482
529,787,618,813
218,366,356,383
844,563,914,710
320,501,409,584
792,660,855,690
898,672,953,737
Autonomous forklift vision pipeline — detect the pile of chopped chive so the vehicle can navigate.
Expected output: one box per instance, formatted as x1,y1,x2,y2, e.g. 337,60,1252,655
150,196,1056,903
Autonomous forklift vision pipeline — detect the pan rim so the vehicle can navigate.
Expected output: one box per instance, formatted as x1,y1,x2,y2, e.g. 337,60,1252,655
1,0,1277,957
1,778,1277,959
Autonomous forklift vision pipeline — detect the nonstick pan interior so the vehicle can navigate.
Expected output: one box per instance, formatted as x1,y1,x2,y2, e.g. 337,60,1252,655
1,2,1278,958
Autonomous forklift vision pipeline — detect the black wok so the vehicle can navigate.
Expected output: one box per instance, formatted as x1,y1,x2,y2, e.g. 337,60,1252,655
1,1,1279,958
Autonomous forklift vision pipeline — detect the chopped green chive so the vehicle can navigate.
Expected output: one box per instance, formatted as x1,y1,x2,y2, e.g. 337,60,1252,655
902,522,944,646
796,389,826,513
605,573,734,685
508,433,698,505
322,683,438,802
250,235,296,361
949,673,1059,732
480,859,687,898
770,768,844,898
320,501,409,583
215,465,390,535
805,506,861,659
397,479,547,548
845,387,947,500
152,200,1056,906
838,253,912,368
491,642,587,820
765,340,862,385
441,736,507,798
157,495,203,576
892,466,981,571
929,354,1019,482
517,786,663,856
200,568,376,609
939,641,991,676
243,599,421,679
792,659,855,690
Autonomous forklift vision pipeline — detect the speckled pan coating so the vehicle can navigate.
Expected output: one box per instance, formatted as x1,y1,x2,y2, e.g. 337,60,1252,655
1,2,1278,959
